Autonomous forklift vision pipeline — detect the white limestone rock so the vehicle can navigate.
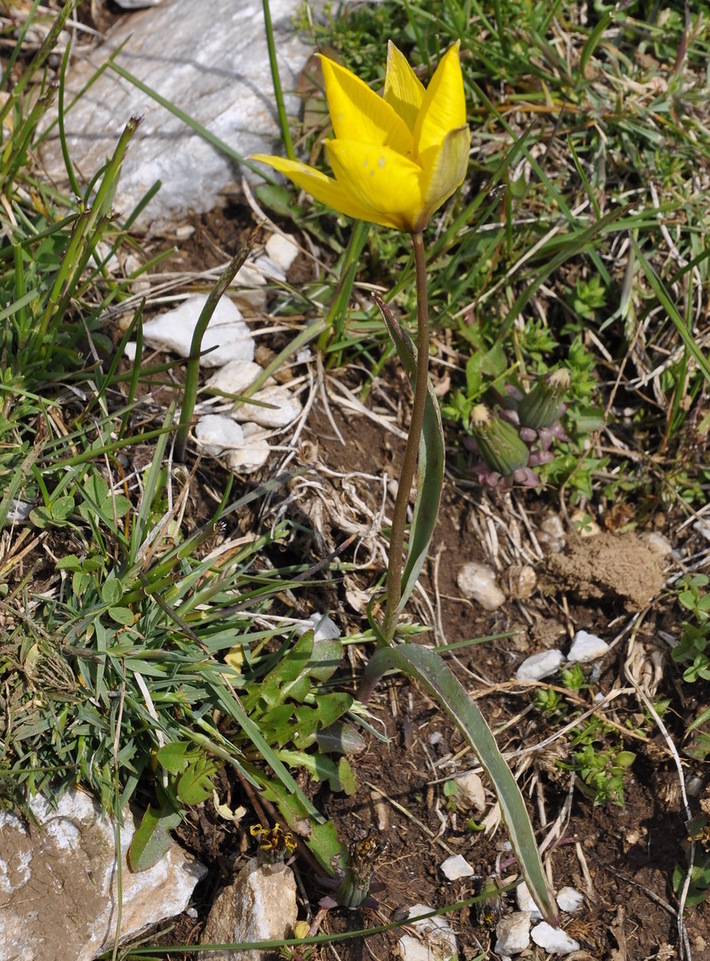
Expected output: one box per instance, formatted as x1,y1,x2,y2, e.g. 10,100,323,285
640,531,673,557
205,360,267,397
457,562,506,611
0,788,206,961
531,921,580,954
138,295,254,367
516,881,543,919
397,904,457,961
198,858,297,961
567,630,609,664
450,772,486,815
233,384,302,429
231,262,268,312
265,232,300,273
537,512,566,553
440,854,474,880
494,911,531,957
226,425,272,473
556,886,585,914
39,0,316,231
195,415,245,457
515,649,565,682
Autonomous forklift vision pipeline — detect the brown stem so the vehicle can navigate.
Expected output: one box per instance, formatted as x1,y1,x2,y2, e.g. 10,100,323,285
382,230,430,642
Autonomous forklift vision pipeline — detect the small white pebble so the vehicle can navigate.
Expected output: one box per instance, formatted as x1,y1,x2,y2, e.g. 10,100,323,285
398,905,457,961
206,360,265,396
567,630,609,664
226,428,271,473
265,232,300,273
506,564,537,600
640,531,673,556
494,911,531,956
233,384,302,429
516,881,542,919
571,510,601,537
531,921,580,954
440,854,474,880
556,886,584,913
515,649,564,682
537,513,566,553
457,562,506,611
194,415,244,457
451,772,486,815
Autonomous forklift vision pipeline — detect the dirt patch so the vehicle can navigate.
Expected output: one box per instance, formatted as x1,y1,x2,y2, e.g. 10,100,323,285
545,531,666,612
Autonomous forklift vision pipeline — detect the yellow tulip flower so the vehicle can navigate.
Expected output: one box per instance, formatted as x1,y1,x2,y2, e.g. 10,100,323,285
253,41,470,233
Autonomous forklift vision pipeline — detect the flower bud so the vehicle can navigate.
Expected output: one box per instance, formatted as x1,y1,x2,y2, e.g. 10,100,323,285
517,368,570,430
469,404,530,476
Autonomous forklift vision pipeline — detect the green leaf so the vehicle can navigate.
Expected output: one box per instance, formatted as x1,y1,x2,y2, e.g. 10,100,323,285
156,741,191,774
101,576,122,605
128,804,181,872
178,755,217,805
360,643,558,924
108,605,134,626
375,296,444,613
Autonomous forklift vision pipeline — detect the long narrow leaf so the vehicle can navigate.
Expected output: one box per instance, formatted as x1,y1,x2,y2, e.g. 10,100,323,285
373,294,444,612
359,643,558,924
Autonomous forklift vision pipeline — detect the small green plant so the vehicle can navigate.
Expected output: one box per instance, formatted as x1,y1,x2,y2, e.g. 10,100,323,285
536,671,637,806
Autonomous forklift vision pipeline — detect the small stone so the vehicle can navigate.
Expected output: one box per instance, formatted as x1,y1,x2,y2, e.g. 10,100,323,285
457,562,506,611
139,295,254,368
516,881,542,919
265,232,300,273
506,564,537,600
206,360,266,396
231,262,268,312
194,415,245,457
450,772,486,815
494,911,532,956
537,512,566,553
226,424,272,473
640,531,673,557
567,630,609,664
556,886,584,913
233,384,302,429
397,904,457,961
198,858,297,961
571,510,601,537
440,854,474,880
515,649,564,682
531,921,580,954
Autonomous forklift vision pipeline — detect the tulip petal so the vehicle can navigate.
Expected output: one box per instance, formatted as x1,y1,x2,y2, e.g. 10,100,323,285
324,139,424,232
319,56,413,157
383,41,425,132
251,154,390,225
420,124,471,219
414,42,468,159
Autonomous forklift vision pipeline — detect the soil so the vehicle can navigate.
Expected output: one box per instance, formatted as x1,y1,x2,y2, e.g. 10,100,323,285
114,200,710,961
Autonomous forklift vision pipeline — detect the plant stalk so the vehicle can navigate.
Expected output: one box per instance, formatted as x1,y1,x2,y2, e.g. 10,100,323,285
382,230,430,642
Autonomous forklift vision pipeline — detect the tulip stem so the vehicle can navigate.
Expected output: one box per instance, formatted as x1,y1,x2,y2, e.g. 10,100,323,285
383,230,431,642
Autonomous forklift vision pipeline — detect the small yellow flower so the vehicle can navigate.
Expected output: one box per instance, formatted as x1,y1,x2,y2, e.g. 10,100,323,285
253,42,470,232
